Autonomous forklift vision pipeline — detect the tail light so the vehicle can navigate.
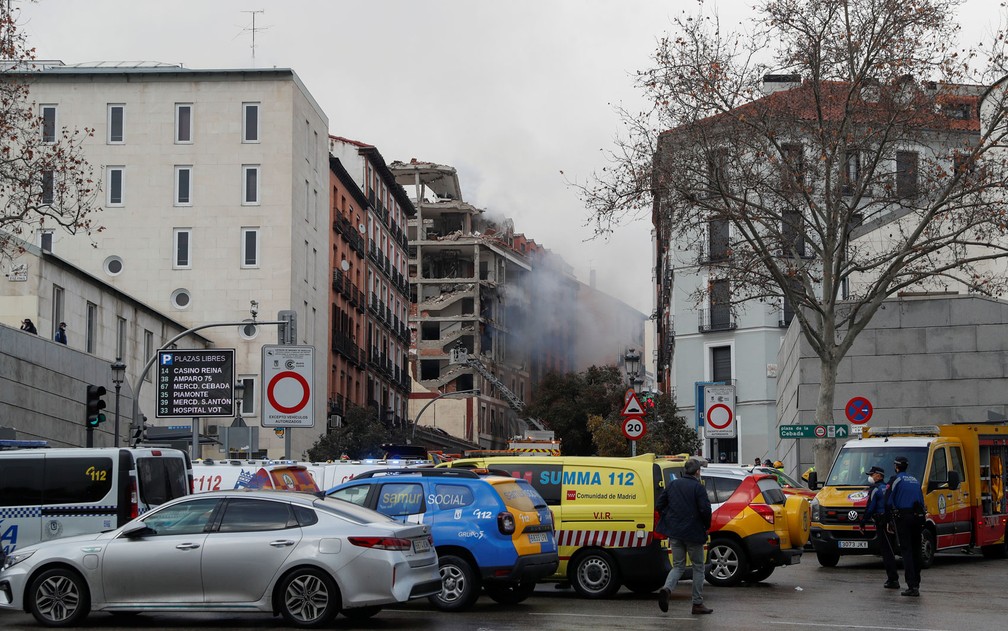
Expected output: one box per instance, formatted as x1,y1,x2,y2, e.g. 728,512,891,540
653,510,667,540
498,511,515,535
751,503,775,524
348,536,412,551
128,477,139,519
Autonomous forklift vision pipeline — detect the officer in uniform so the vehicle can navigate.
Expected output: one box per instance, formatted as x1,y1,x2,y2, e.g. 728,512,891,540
859,465,899,589
885,455,926,597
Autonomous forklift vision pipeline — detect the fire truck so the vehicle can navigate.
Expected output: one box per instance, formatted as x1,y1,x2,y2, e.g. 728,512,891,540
809,423,1008,568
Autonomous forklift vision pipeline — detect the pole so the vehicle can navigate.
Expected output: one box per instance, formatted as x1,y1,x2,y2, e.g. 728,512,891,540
86,426,93,448
113,382,122,446
284,430,291,460
632,440,637,457
191,417,199,460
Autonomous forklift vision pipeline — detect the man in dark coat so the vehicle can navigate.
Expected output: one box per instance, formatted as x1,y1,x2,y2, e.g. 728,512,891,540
656,457,713,615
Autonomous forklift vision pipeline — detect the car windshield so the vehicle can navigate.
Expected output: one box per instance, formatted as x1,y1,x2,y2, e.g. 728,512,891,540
826,446,928,486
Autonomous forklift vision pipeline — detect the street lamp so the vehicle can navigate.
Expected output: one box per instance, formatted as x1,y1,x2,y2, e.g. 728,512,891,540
624,347,642,390
110,357,126,445
411,388,480,440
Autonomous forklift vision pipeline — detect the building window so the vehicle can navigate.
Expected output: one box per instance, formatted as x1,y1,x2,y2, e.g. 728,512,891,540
781,207,805,257
171,288,191,309
896,150,919,198
41,105,56,143
711,346,732,382
107,104,124,144
107,167,124,206
173,228,191,269
241,227,259,268
144,330,154,382
85,302,97,354
781,143,804,194
40,231,54,252
304,179,310,222
175,103,192,143
242,165,259,204
41,170,54,205
104,255,124,276
707,217,729,262
116,316,127,359
175,166,192,205
52,285,64,335
705,279,733,331
842,146,860,197
243,103,259,143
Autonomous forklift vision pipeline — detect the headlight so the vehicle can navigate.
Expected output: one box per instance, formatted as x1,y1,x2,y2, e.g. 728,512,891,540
2,550,35,570
810,498,821,522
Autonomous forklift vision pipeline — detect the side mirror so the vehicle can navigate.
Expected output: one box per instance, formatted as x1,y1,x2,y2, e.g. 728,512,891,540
947,470,961,490
807,471,819,490
120,521,155,538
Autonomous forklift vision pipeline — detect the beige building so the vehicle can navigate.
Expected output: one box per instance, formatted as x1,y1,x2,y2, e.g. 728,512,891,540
9,62,330,458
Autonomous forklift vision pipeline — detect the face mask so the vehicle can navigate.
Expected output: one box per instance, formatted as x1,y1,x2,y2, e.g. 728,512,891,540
867,475,875,484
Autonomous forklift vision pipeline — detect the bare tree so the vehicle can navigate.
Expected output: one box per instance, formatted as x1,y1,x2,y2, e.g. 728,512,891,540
578,0,1008,471
0,4,97,262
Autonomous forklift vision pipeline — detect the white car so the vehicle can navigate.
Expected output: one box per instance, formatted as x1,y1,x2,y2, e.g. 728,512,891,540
0,490,441,628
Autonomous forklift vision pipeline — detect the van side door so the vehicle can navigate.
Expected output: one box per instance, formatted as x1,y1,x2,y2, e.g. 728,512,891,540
946,445,971,546
0,456,44,554
925,446,955,549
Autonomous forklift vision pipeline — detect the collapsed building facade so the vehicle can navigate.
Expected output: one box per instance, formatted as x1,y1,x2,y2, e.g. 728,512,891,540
390,159,575,448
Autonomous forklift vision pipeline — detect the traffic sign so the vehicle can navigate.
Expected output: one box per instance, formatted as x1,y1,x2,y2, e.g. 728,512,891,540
156,349,235,418
622,391,644,416
845,397,873,424
704,384,736,438
622,415,647,440
707,403,733,430
779,424,850,439
261,345,315,427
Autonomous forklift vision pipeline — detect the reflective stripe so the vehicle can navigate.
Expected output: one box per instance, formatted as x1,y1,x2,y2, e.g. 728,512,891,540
556,529,652,548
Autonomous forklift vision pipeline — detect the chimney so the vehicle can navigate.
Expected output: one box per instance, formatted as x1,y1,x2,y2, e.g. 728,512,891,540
761,74,801,95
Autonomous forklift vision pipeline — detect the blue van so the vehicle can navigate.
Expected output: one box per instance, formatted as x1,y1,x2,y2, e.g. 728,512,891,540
327,468,558,611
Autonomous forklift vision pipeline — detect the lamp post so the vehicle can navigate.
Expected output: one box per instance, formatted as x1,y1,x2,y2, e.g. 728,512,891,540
227,380,245,459
624,347,642,390
110,357,127,446
411,388,481,440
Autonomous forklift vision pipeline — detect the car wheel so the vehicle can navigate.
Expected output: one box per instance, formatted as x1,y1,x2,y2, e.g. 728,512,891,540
981,539,1008,559
705,539,748,587
816,551,840,567
277,567,340,628
919,529,936,570
569,549,622,598
744,565,775,583
429,554,480,611
341,605,382,620
484,579,537,605
27,568,91,628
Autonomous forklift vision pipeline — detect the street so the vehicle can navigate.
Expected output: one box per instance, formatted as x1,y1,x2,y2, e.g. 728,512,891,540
2,551,1005,630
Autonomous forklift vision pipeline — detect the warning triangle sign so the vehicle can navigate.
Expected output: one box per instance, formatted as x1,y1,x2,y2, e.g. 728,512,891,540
622,392,644,416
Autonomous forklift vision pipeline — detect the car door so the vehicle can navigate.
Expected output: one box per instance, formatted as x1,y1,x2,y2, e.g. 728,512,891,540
925,447,956,549
102,497,220,603
946,445,971,546
201,497,303,603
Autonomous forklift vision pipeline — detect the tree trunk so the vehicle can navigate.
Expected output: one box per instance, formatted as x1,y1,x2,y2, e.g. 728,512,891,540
812,359,838,475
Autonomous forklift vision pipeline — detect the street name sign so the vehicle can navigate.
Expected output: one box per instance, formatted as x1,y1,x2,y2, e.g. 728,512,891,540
156,349,235,418
779,424,850,439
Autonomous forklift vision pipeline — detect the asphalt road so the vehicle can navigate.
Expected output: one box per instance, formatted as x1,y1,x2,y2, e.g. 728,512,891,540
2,551,1005,630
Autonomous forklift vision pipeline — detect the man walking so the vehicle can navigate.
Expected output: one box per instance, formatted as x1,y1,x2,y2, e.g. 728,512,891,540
859,465,899,589
886,456,926,597
656,457,713,615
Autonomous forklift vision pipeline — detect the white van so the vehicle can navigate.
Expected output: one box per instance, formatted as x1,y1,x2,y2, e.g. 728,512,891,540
0,447,192,558
191,458,430,493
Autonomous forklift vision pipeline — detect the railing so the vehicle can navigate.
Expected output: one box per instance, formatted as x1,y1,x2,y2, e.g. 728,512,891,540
698,308,736,332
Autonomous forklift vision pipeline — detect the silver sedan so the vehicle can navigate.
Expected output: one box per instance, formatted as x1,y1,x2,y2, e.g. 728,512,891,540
0,490,441,627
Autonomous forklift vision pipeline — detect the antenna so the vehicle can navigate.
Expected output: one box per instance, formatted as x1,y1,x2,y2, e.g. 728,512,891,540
240,10,267,67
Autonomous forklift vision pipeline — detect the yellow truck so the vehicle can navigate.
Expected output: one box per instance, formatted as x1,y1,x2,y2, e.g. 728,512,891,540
809,423,1008,568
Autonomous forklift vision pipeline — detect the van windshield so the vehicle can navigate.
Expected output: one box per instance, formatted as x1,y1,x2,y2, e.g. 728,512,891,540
826,446,928,486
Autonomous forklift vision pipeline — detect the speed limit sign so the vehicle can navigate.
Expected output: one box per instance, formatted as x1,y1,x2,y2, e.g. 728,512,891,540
622,415,647,440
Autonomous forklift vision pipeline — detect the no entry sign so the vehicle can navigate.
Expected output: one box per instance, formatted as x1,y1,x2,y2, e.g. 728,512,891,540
261,345,315,427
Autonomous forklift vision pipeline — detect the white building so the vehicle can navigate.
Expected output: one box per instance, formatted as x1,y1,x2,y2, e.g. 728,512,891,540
10,62,330,458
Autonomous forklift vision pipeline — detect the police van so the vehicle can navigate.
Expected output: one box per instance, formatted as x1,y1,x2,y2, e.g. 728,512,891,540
0,447,192,558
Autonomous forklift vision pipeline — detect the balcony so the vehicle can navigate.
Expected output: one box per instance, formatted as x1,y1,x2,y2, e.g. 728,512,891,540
698,308,736,333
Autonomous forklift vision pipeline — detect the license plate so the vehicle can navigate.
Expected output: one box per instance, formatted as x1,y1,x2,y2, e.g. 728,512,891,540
838,540,868,549
412,537,431,553
527,532,549,543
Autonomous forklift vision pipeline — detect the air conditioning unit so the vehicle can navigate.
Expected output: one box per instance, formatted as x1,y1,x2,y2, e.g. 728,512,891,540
206,424,219,436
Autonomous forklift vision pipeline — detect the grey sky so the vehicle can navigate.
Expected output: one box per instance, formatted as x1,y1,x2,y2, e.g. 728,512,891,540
17,0,997,317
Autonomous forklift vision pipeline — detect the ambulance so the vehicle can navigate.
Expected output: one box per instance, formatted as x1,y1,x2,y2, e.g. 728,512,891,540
191,458,430,493
441,454,673,598
809,423,1008,568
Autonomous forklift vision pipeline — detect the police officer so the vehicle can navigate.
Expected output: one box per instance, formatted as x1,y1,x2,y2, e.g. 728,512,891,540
859,465,899,589
885,455,926,597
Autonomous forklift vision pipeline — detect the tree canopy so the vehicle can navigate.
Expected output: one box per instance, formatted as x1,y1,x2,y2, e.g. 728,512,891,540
525,365,626,456
0,7,98,262
579,0,1008,470
588,392,700,457
305,405,408,461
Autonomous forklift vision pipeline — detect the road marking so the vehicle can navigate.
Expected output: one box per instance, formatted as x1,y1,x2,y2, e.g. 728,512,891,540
776,622,949,631
529,612,950,631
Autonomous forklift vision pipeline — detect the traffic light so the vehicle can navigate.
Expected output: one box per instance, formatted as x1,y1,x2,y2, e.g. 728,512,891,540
639,391,657,410
85,385,107,428
131,415,151,446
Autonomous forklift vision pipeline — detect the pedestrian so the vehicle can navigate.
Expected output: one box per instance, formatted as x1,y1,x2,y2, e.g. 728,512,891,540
20,318,37,334
885,455,926,597
773,460,784,470
754,457,762,467
656,457,713,615
763,458,773,467
859,465,899,589
54,321,67,344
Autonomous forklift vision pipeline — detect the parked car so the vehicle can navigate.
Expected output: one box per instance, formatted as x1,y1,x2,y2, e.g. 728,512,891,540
0,490,441,628
665,463,809,586
744,465,817,500
327,468,558,610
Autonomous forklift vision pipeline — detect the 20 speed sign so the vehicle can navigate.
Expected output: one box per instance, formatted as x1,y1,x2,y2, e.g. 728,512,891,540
622,415,647,440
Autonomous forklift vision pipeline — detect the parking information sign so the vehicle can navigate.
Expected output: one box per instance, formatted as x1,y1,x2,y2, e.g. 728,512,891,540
261,345,315,428
156,349,235,418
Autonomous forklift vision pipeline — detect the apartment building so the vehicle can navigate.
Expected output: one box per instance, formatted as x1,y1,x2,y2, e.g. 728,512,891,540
653,75,983,466
11,62,330,458
329,137,414,429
